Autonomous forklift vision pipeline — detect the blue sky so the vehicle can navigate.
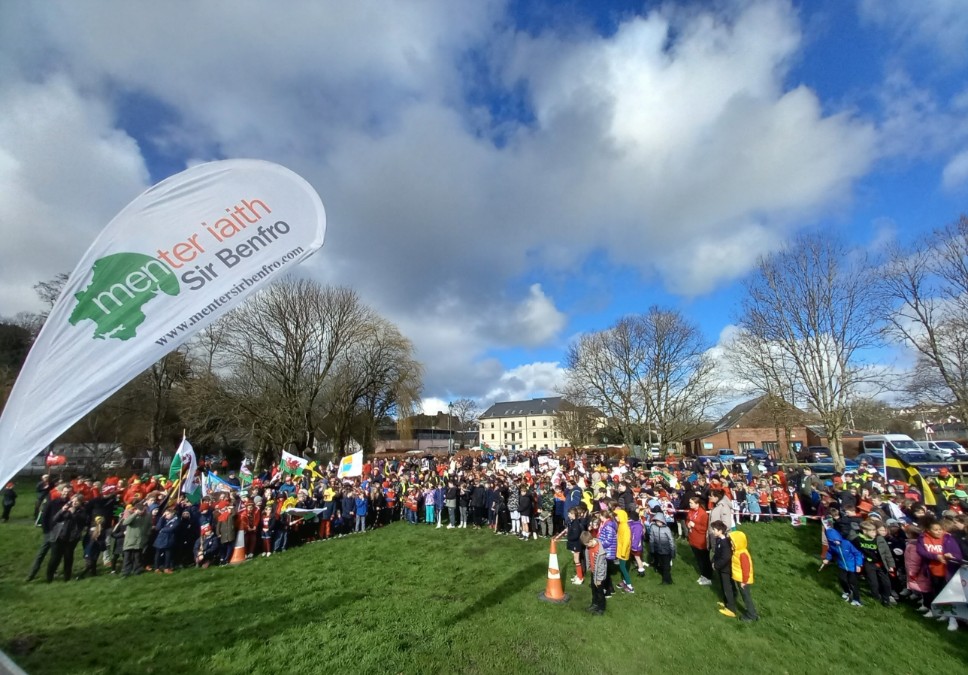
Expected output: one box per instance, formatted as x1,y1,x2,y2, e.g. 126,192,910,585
0,1,966,415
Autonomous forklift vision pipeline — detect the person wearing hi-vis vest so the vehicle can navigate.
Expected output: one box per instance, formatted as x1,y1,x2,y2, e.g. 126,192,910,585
934,468,957,498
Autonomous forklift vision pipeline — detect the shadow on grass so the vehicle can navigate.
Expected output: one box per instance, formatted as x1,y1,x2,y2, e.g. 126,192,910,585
7,590,364,674
449,561,546,624
785,523,968,664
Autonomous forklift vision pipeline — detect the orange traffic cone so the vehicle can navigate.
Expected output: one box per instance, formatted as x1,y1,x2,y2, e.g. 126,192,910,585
538,538,570,603
229,530,247,565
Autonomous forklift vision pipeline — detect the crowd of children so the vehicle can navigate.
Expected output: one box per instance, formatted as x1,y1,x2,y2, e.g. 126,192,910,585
18,450,966,629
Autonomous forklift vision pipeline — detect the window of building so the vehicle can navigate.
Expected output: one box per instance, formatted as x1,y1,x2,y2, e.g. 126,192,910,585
532,432,536,438
543,432,548,439
518,433,523,440
490,434,494,440
490,422,494,429
762,441,777,453
503,422,507,428
738,441,755,451
543,420,548,426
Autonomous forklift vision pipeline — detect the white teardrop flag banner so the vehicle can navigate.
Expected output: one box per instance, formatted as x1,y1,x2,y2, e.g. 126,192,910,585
0,159,326,485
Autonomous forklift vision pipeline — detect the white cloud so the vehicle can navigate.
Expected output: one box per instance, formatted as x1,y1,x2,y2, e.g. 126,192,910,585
0,76,148,314
859,0,968,63
942,150,968,191
0,1,886,399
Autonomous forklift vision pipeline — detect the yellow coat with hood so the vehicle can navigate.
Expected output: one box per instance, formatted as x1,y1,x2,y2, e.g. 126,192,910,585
729,531,754,584
616,508,631,560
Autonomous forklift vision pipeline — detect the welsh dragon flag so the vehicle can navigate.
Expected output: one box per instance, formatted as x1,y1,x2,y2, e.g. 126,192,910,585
240,458,253,486
168,437,201,503
279,450,309,477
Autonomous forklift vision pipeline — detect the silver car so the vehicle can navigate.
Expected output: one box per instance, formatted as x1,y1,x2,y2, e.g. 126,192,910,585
916,440,966,461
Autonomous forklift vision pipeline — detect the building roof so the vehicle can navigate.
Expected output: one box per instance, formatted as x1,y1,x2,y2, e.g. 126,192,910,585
480,397,567,418
711,396,766,432
683,395,815,442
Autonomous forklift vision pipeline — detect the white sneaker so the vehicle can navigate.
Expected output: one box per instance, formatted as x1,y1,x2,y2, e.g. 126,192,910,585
447,525,454,529
948,617,958,631
698,577,712,586
436,524,442,529
916,605,930,613
936,613,948,621
923,611,935,619
841,593,850,601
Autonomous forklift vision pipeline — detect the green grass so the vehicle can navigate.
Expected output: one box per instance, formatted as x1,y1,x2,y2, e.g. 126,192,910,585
1,486,965,675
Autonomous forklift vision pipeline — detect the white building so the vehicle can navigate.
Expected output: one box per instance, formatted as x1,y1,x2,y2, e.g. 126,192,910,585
478,397,571,451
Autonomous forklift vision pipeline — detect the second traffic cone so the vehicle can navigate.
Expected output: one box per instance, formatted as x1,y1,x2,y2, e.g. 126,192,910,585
538,538,570,603
229,529,247,565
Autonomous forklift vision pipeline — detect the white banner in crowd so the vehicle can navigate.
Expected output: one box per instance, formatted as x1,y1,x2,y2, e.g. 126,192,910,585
0,159,326,486
338,451,363,478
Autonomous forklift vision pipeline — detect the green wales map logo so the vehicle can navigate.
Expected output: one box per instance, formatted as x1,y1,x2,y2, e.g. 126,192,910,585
69,253,180,341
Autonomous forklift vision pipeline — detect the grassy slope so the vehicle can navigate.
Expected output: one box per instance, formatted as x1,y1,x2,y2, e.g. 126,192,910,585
0,486,965,675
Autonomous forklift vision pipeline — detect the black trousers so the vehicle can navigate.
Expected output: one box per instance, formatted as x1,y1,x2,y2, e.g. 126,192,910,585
837,568,861,602
604,560,617,595
46,540,77,582
719,570,737,611
654,553,673,584
121,549,142,576
1,503,12,521
691,546,714,579
27,533,53,580
863,561,892,604
590,580,606,612
737,583,758,619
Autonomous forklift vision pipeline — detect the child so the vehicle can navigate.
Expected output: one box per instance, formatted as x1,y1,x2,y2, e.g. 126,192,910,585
904,524,931,608
686,495,713,585
77,515,107,579
423,487,436,526
821,522,864,606
629,510,646,577
728,530,759,621
582,531,607,615
194,523,220,568
647,513,676,585
153,506,179,574
916,519,963,630
566,507,586,585
711,521,737,617
598,506,618,596
120,501,149,577
856,520,895,606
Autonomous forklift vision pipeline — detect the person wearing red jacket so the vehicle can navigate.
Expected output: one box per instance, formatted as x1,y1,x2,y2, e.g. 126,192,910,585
686,495,713,585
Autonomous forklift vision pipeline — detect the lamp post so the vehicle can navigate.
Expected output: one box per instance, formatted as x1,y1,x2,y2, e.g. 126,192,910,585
448,402,454,453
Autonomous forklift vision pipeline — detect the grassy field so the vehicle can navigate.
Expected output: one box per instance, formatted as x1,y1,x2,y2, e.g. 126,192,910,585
0,488,965,675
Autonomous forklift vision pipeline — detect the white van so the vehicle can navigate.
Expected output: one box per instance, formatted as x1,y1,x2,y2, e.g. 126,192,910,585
916,440,968,461
862,434,929,462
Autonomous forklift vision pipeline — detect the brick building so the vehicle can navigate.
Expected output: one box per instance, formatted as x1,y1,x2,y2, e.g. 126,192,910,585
683,395,815,459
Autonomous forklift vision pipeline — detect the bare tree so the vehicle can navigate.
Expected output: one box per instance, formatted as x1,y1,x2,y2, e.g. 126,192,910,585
881,215,968,422
638,307,721,449
565,318,649,449
739,234,882,470
448,398,480,434
565,307,720,451
214,280,374,467
725,328,805,460
553,386,602,449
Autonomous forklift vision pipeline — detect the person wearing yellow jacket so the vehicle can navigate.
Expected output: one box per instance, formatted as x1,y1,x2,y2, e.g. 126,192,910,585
729,530,759,622
615,508,634,593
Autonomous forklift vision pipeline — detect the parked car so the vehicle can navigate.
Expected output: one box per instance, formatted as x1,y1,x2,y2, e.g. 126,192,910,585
861,434,929,463
853,452,884,470
746,448,769,462
813,455,859,472
917,440,968,461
